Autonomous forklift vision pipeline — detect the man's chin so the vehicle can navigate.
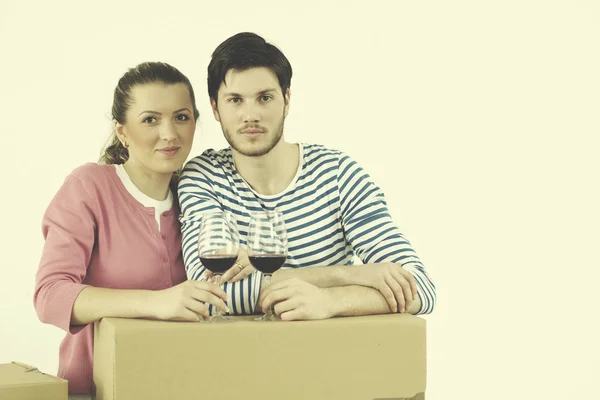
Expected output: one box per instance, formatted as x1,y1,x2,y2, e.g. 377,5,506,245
228,140,276,157
234,146,272,157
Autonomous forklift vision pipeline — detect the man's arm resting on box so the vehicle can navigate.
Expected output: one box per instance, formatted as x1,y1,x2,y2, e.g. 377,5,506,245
257,277,422,320
269,262,420,313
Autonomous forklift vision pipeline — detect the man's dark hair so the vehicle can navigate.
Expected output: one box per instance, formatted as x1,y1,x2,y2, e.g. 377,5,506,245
207,32,293,104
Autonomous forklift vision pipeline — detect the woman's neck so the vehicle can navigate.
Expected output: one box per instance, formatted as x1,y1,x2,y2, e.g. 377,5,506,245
123,161,172,201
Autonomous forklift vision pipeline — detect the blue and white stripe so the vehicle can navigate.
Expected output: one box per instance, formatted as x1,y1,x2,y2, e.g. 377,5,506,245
178,143,436,315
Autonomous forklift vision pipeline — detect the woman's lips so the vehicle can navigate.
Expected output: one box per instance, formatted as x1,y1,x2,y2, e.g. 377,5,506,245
157,147,180,156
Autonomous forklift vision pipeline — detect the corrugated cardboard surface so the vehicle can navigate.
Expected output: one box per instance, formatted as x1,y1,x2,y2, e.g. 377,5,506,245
0,361,67,400
94,314,426,400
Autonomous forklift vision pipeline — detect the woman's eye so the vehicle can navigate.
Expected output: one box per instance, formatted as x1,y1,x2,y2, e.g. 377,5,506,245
142,116,157,124
175,114,189,121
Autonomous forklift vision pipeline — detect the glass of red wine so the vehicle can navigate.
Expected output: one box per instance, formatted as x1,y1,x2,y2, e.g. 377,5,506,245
197,211,239,322
247,210,287,321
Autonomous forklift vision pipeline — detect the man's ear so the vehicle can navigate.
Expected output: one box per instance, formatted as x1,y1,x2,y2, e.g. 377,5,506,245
283,88,291,117
211,98,221,122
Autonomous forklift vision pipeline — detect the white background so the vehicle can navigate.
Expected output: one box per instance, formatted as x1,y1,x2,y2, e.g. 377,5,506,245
1,1,598,399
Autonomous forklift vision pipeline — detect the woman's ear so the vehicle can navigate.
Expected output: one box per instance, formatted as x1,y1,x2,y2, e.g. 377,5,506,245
115,121,129,148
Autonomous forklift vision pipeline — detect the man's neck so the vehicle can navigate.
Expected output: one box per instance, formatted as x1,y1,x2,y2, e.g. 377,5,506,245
232,140,300,196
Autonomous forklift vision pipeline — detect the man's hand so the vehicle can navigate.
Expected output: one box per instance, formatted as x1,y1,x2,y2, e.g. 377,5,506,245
259,278,335,321
346,263,418,313
205,247,256,283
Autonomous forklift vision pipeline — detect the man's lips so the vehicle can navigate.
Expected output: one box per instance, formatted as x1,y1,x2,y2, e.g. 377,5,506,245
241,128,264,134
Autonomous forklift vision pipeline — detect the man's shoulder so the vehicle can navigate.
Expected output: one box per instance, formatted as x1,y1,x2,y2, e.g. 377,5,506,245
301,143,363,169
302,143,345,161
183,148,232,172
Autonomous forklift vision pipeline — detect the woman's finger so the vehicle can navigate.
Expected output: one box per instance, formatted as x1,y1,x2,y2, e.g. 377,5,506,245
191,288,230,313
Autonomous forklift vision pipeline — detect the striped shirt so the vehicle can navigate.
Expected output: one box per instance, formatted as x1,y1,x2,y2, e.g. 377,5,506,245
178,143,436,315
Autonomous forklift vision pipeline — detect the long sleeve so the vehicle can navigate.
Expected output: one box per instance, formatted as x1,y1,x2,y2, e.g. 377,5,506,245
34,174,95,333
337,153,436,315
178,154,261,315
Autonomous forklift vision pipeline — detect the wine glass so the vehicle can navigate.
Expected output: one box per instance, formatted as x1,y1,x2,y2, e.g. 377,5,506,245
197,211,239,322
247,210,287,321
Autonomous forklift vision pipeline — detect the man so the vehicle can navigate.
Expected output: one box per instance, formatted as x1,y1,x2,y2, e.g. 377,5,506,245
178,32,435,320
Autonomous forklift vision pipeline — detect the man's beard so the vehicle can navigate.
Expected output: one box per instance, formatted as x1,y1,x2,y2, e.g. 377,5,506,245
223,116,285,157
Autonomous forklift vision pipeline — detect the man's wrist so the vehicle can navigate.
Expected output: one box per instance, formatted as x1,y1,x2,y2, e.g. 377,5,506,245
337,265,363,286
323,287,343,318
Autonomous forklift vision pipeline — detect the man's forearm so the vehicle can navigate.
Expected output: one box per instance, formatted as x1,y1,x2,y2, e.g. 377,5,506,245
262,265,423,317
326,285,422,317
271,265,348,288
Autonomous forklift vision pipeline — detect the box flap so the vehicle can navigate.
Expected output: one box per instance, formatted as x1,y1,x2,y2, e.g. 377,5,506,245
0,362,66,388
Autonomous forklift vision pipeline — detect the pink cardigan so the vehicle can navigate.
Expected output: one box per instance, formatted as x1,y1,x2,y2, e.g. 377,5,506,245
33,163,187,394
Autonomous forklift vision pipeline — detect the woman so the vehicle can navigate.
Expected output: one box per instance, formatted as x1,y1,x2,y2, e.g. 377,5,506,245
33,62,229,395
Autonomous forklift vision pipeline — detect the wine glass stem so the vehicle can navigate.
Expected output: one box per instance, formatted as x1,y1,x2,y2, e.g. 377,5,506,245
213,274,223,318
264,274,275,318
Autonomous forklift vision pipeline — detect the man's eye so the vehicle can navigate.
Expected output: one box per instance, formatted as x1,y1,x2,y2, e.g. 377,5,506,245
229,98,241,103
260,95,272,102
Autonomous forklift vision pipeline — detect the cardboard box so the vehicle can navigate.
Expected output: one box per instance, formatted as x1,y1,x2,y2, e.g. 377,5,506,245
94,314,426,400
0,361,68,400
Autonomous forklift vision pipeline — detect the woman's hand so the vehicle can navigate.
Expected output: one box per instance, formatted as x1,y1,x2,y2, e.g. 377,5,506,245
152,280,229,321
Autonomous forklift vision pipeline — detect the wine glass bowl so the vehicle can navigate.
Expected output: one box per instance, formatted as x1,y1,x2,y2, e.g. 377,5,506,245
247,210,287,321
197,212,239,322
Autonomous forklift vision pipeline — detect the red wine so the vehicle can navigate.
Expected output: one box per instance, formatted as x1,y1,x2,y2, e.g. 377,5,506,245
248,254,286,274
200,254,237,273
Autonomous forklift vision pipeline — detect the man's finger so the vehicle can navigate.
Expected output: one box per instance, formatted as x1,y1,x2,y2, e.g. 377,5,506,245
273,298,299,316
229,266,253,283
378,279,398,312
261,287,295,311
384,275,404,312
399,268,419,301
391,270,412,312
280,308,304,321
220,266,240,283
259,278,292,300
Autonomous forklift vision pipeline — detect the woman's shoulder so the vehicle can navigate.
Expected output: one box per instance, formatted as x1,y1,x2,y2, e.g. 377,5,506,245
54,163,121,204
67,163,118,187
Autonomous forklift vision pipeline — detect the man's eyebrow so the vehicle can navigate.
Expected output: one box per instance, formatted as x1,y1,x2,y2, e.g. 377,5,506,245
257,88,277,95
221,89,278,97
137,108,191,117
